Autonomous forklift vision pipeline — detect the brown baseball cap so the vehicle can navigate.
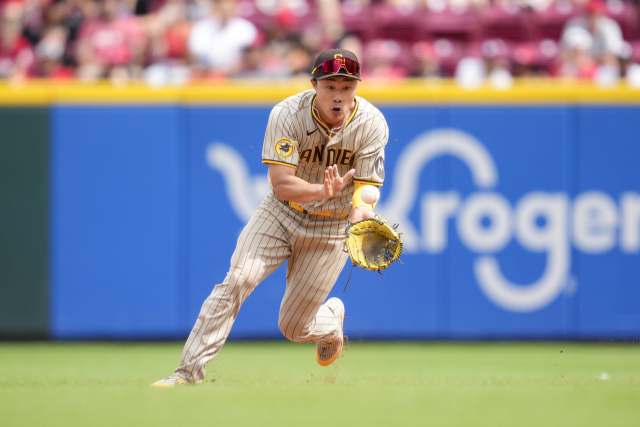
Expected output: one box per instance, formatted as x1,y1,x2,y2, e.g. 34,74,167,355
312,49,361,81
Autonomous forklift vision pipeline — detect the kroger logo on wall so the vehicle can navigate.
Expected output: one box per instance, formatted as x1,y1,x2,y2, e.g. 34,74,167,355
206,129,640,314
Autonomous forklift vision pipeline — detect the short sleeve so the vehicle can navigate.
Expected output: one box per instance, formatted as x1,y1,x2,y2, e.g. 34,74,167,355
352,115,389,186
262,104,299,169
187,20,208,58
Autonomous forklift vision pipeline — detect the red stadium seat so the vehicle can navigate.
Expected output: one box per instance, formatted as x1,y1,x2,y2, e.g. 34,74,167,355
371,3,425,43
236,0,316,33
236,0,272,30
363,39,416,77
287,0,317,33
480,3,534,42
423,4,481,42
532,0,580,40
341,2,375,42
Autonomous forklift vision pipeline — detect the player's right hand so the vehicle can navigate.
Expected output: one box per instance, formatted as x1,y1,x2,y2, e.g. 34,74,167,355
323,165,355,199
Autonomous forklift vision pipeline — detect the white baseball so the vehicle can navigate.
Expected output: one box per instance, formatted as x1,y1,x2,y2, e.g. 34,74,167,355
360,185,380,204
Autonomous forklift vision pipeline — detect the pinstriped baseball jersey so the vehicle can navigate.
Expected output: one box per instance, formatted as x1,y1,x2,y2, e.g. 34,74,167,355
262,89,389,216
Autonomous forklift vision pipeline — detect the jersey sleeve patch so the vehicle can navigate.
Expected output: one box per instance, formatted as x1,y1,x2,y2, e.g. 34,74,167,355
274,138,298,159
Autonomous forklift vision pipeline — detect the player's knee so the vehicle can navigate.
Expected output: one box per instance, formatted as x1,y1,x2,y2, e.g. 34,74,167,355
227,267,246,284
212,268,258,317
278,319,297,342
278,317,311,343
225,267,258,294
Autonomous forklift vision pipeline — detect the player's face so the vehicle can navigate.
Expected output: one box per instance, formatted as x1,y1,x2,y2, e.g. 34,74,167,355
312,76,358,129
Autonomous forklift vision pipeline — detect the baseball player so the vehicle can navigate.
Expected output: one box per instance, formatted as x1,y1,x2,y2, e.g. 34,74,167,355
152,48,389,387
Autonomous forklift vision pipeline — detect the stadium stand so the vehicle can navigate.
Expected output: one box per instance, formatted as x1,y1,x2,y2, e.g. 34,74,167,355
0,0,639,85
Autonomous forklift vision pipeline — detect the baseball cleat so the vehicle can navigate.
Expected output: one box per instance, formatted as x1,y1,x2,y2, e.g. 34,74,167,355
151,373,190,388
316,298,345,366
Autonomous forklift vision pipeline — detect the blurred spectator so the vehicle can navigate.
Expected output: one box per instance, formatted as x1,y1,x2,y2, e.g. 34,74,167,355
512,42,551,77
362,39,411,79
0,1,36,81
22,0,50,45
316,0,344,43
187,0,258,78
47,0,102,66
235,43,263,77
513,43,538,76
512,39,559,76
234,35,313,79
35,24,75,77
336,33,363,64
455,39,513,89
412,40,443,78
455,56,485,88
561,0,624,65
618,40,640,87
624,58,640,87
287,40,312,77
75,0,146,82
143,0,193,85
0,0,639,85
555,26,599,78
481,38,513,88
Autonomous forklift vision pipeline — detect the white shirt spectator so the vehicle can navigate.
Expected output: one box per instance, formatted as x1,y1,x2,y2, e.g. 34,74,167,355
187,16,257,73
562,16,624,58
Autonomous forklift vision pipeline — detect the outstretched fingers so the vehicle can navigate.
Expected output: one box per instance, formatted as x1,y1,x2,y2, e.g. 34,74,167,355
343,168,355,182
324,165,356,198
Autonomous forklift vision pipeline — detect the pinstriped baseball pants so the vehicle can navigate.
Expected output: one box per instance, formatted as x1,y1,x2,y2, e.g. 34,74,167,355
177,193,350,383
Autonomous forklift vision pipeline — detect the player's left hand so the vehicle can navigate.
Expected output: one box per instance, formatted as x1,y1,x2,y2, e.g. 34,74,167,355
323,165,355,199
351,205,374,222
344,215,404,273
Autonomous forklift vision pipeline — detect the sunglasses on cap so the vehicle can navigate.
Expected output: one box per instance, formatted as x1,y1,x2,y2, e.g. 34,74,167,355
312,57,361,75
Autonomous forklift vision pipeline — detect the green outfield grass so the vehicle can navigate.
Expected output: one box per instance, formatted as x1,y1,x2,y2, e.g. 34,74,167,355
1,341,639,427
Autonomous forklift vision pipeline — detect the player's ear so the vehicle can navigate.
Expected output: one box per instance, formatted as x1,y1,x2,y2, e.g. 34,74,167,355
311,78,317,89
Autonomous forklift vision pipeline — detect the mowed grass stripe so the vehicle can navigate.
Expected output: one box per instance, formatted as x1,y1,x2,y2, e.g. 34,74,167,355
0,342,639,427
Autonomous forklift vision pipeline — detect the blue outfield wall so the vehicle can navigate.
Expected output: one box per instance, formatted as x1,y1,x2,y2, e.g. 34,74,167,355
50,104,640,340
50,106,189,339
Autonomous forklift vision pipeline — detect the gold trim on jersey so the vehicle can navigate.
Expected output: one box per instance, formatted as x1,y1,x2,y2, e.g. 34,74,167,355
274,138,297,158
344,98,359,129
311,96,331,135
353,179,383,187
263,160,297,169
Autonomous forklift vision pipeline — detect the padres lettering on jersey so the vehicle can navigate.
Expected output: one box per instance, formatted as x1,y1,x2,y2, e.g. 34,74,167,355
262,89,389,216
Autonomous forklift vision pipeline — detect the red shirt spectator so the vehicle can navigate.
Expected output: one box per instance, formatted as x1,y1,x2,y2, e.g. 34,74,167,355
0,3,36,78
75,0,146,80
77,13,145,67
0,33,36,77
